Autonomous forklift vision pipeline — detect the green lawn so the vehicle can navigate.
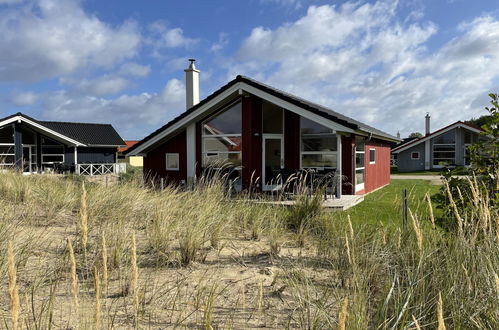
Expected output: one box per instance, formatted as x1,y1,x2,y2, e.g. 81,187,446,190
341,180,441,228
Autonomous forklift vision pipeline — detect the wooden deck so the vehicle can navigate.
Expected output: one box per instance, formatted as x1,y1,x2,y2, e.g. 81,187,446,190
248,194,364,211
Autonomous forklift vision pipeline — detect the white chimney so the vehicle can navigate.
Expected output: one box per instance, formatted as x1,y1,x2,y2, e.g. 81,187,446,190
184,59,200,110
425,113,431,136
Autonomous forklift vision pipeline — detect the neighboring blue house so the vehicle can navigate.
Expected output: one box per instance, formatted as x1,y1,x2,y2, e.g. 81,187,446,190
392,115,483,172
0,113,125,175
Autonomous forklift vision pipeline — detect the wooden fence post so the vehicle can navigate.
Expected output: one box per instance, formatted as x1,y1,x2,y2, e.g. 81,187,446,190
402,188,408,228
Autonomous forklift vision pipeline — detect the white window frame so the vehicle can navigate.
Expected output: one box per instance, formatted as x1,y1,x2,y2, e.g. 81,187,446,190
262,134,285,191
411,152,420,160
432,130,456,168
355,144,365,192
0,143,15,166
299,118,338,170
201,100,242,169
432,143,456,168
369,148,376,164
165,153,180,171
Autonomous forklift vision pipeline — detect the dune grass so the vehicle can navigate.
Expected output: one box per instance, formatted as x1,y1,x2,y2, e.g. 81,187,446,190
0,171,497,329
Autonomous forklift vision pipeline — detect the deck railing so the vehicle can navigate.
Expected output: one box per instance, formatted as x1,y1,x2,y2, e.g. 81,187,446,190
76,163,126,176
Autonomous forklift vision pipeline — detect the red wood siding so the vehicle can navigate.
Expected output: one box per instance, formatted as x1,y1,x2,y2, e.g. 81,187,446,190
341,135,355,195
364,139,391,193
284,110,300,170
143,130,187,184
241,95,262,188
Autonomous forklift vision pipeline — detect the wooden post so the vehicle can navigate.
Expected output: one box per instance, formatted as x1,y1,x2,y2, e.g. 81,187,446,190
160,178,164,192
14,123,23,170
402,189,408,228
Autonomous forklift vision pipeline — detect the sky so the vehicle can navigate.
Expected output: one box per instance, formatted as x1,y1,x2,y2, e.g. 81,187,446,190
0,0,498,140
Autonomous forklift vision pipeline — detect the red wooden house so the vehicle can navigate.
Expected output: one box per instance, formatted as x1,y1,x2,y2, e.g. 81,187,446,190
125,60,399,196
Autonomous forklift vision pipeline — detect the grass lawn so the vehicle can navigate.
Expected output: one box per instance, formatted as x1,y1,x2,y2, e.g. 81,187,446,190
340,179,441,228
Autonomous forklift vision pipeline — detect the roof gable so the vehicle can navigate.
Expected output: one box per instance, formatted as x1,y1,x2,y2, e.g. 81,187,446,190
126,75,399,155
0,113,125,147
392,121,483,153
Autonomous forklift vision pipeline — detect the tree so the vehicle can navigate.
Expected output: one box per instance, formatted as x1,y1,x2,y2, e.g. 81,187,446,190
469,93,499,201
408,132,423,138
432,93,498,231
465,115,492,128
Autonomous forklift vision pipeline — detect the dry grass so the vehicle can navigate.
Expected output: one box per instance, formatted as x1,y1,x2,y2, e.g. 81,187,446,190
0,170,497,329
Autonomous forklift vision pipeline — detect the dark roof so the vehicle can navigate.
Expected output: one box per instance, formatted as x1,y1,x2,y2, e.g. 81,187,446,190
40,121,125,146
390,136,417,149
0,112,125,146
240,76,397,140
392,121,483,153
126,75,398,154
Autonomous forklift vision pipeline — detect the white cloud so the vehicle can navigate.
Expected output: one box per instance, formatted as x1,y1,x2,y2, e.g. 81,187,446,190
149,21,198,49
40,79,185,139
210,32,229,52
0,0,141,82
11,91,37,106
0,0,23,4
119,62,151,77
61,75,130,96
260,0,303,10
235,1,499,136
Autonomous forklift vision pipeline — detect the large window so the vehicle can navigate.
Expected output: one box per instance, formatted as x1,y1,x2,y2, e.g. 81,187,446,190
0,145,15,167
300,117,337,169
41,138,64,168
355,137,365,191
0,125,14,143
262,101,283,134
433,130,455,166
202,101,242,168
0,125,15,167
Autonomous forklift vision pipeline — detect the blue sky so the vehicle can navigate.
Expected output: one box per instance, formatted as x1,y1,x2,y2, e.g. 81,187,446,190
0,0,498,139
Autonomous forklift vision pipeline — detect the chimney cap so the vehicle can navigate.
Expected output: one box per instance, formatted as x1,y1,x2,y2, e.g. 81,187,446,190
187,58,197,71
185,58,200,72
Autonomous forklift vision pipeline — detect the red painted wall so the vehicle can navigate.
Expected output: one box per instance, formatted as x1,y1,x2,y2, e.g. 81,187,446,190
241,95,262,188
364,139,391,193
143,130,187,184
341,135,355,195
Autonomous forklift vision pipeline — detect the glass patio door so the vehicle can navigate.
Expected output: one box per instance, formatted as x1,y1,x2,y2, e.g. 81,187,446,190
262,135,284,191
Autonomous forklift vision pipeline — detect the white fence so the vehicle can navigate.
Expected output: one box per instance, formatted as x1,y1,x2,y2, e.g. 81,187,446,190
76,163,126,176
